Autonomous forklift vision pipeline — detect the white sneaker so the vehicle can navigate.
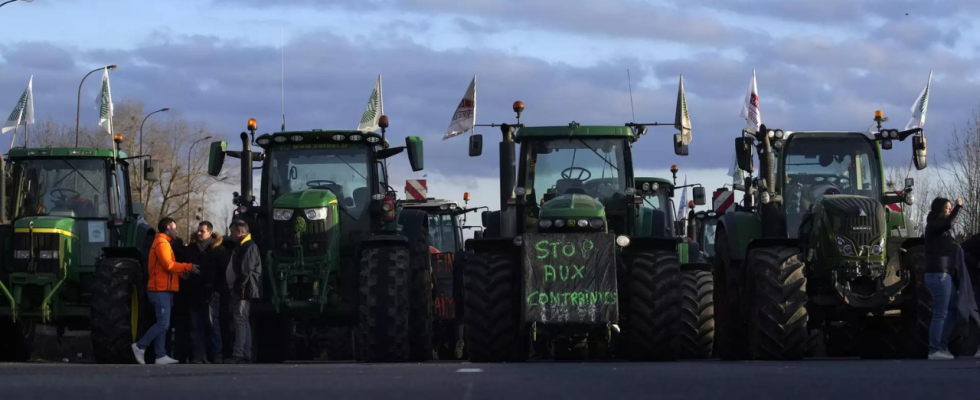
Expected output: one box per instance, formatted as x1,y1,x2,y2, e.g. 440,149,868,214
131,343,145,365
973,350,980,359
928,351,954,360
155,356,180,365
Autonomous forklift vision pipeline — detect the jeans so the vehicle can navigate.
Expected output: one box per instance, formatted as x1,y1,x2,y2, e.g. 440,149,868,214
208,293,223,359
231,294,252,359
189,303,218,361
925,272,957,353
137,291,174,359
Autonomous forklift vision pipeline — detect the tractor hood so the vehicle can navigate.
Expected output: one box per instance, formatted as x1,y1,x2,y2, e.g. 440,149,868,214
273,189,339,209
538,193,606,219
820,195,886,256
13,216,76,236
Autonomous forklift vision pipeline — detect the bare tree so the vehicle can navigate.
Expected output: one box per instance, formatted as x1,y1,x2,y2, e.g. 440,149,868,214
886,165,933,236
936,104,980,236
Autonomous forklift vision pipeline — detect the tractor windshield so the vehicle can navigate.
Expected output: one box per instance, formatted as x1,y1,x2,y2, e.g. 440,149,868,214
268,146,373,220
12,158,111,219
781,134,882,234
526,138,627,205
701,219,718,258
427,213,459,253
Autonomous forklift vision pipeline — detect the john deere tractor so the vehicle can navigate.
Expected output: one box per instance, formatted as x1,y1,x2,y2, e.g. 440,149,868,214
462,100,696,361
207,117,434,363
0,136,160,363
713,111,941,360
635,175,713,359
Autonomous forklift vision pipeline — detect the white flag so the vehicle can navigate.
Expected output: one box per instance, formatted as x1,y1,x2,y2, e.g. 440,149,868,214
677,176,688,221
444,75,476,140
99,68,114,135
2,75,33,135
740,69,761,132
674,75,692,145
357,74,384,132
905,71,932,131
728,153,744,186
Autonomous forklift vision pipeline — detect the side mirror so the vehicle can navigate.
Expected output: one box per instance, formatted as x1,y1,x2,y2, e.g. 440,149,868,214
905,178,914,188
207,141,227,177
913,136,927,170
144,159,161,183
469,134,483,157
473,231,484,240
735,137,754,173
481,210,489,228
406,136,424,172
673,133,689,156
132,202,145,217
674,220,686,235
693,186,706,206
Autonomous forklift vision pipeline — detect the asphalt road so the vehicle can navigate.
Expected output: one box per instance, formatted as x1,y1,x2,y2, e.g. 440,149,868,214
2,358,980,400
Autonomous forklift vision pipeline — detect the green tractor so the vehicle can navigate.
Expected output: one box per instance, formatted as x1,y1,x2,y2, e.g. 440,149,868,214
693,187,734,264
462,100,697,361
714,111,941,360
206,116,434,363
399,186,482,360
635,175,713,359
0,137,161,363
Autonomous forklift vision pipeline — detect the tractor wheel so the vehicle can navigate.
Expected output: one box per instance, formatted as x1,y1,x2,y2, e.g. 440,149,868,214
902,245,930,358
713,227,747,360
623,249,680,361
408,229,434,362
463,252,526,362
676,269,714,359
358,245,411,362
91,257,142,364
746,246,808,360
0,319,34,362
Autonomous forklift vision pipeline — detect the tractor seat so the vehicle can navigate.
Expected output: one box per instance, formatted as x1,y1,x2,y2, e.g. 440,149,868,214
564,187,587,195
555,178,586,196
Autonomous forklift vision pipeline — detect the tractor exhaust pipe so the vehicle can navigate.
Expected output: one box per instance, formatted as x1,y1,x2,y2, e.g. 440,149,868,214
240,132,253,209
0,153,5,224
499,123,517,238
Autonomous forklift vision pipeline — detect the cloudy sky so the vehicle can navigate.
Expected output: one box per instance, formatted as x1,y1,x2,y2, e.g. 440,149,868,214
2,0,978,220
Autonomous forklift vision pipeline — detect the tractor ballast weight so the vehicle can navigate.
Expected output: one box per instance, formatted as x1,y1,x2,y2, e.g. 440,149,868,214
713,114,946,361
206,117,433,363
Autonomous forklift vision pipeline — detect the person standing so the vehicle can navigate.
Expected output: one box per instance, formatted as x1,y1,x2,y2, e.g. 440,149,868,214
225,220,262,364
184,221,230,364
132,218,200,365
925,197,963,360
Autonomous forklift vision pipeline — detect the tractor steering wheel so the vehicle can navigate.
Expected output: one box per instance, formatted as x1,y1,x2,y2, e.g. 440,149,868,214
561,167,592,182
307,180,340,189
50,188,81,202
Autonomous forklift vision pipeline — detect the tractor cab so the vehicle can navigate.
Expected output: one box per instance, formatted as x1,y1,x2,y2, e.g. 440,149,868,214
634,177,676,238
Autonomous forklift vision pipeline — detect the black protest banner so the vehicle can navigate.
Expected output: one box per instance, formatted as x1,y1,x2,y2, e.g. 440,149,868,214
522,233,618,324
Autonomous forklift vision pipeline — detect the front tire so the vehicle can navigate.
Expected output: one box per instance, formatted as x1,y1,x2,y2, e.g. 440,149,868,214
903,245,930,358
676,268,714,359
713,227,748,360
91,257,142,364
358,245,411,362
746,246,808,360
623,249,680,361
408,231,434,362
462,252,525,362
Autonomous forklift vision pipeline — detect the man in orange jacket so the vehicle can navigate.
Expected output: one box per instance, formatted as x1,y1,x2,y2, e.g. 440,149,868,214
132,218,200,365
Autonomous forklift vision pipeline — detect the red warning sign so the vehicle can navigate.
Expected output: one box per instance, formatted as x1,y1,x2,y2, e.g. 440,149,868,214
405,179,427,200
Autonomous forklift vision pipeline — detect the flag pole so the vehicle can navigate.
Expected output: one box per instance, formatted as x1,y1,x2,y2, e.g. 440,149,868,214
23,119,28,148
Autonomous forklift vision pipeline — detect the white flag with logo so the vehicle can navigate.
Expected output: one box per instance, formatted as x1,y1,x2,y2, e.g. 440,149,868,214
676,175,688,221
357,74,384,132
2,75,34,135
905,71,932,131
674,75,692,145
739,69,761,133
99,68,114,135
444,75,476,140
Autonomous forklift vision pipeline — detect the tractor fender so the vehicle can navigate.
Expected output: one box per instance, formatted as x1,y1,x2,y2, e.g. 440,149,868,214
717,211,762,262
623,237,679,255
465,236,520,256
397,208,430,248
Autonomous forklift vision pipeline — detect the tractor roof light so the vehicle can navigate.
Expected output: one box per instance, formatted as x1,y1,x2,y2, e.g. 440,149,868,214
463,192,470,202
641,182,651,191
379,115,389,129
256,135,272,145
625,187,636,195
875,110,883,119
349,134,363,142
113,134,123,143
652,182,660,191
290,135,304,142
248,118,257,131
688,200,695,208
274,135,288,143
513,101,525,113
670,165,678,173
332,134,346,141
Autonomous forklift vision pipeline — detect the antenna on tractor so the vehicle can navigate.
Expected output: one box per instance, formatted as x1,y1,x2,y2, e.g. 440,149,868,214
281,27,286,133
627,69,636,125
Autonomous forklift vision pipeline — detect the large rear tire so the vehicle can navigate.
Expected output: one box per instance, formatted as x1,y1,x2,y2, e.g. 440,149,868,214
463,252,526,362
91,257,142,364
746,246,808,360
358,245,410,362
713,227,747,360
408,230,434,362
623,249,680,361
676,268,714,359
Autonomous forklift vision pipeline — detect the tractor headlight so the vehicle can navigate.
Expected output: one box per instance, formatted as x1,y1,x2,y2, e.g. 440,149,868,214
256,137,271,145
616,235,631,247
290,135,304,142
514,187,527,196
905,192,915,206
577,219,589,228
554,219,566,228
651,183,660,191
513,236,524,246
304,207,329,221
625,187,636,195
274,136,288,143
14,250,30,259
589,218,605,229
349,134,363,142
871,238,885,255
273,208,294,221
539,219,553,229
40,250,58,260
836,236,856,256
332,134,346,141
761,191,772,204
641,182,651,191
366,136,381,143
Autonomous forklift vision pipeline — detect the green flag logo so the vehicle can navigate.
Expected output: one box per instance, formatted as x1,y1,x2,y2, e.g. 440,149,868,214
360,89,379,124
6,90,27,123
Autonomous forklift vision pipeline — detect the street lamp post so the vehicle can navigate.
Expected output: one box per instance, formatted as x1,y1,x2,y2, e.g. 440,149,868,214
76,64,117,147
0,0,34,8
138,107,170,203
187,136,213,238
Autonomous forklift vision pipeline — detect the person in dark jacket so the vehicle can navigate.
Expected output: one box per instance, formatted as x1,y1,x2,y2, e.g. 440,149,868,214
924,197,963,360
225,219,262,364
183,221,230,364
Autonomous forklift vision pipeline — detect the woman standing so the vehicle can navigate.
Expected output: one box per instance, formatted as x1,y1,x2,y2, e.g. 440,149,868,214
924,197,963,360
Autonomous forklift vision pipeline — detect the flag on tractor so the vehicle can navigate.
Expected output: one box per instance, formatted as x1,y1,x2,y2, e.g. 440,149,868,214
905,71,932,131
98,68,114,135
674,75,692,146
740,69,761,133
357,74,384,132
444,75,476,140
2,75,34,135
